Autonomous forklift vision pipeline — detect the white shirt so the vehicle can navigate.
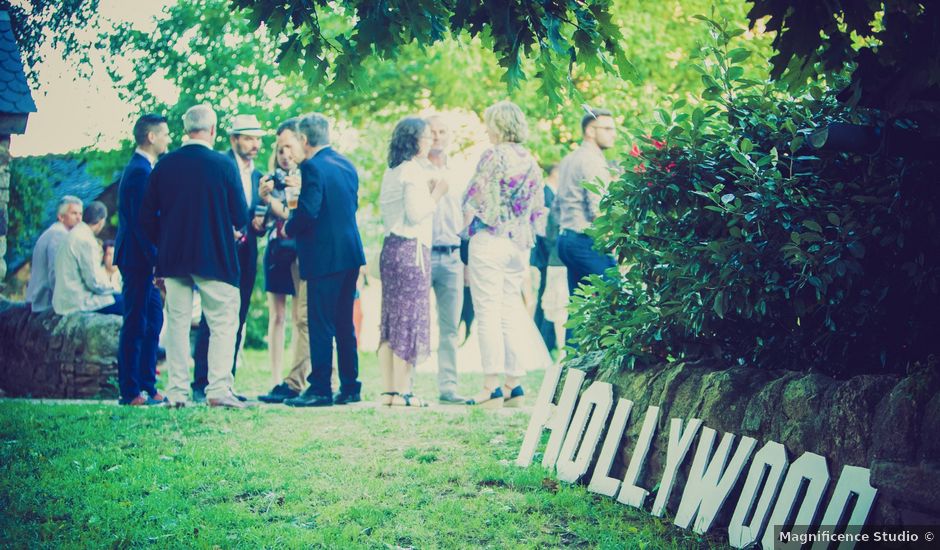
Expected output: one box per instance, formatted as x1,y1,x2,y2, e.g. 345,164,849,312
52,223,116,315
379,159,437,248
425,156,467,247
25,222,68,313
134,147,157,167
234,153,254,205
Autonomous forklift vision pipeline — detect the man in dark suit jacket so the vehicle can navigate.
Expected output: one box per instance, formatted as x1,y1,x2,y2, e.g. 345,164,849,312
191,114,266,401
140,104,250,409
114,114,172,406
284,113,366,407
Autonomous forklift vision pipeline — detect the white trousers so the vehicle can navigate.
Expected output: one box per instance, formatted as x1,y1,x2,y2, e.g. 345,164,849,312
164,275,240,402
468,232,533,378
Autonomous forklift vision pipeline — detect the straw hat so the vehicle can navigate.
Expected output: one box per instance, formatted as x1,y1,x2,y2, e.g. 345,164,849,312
227,114,266,137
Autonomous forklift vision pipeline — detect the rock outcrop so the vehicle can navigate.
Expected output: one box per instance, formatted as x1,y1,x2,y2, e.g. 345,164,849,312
0,298,120,398
561,352,940,528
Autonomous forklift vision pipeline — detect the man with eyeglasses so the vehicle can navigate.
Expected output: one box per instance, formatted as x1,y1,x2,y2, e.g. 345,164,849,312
554,107,618,316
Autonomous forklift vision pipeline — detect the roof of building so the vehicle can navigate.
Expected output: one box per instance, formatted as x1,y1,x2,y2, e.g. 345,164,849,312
0,11,37,115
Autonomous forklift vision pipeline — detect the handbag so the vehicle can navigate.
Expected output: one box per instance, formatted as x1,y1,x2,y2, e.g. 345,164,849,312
268,220,297,264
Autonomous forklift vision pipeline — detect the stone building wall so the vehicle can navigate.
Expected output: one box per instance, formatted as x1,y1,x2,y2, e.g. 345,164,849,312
0,136,10,281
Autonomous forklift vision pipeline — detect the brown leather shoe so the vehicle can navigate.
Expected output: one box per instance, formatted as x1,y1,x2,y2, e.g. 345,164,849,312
208,395,250,409
124,394,148,406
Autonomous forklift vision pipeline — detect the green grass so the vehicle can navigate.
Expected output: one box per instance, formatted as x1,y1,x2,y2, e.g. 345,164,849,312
0,351,725,549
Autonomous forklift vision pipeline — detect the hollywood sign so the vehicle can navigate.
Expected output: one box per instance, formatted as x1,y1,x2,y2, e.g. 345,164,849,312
516,364,878,549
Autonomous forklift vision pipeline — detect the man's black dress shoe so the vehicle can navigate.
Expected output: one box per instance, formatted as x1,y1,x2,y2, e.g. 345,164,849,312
258,383,299,404
284,390,333,407
333,392,361,405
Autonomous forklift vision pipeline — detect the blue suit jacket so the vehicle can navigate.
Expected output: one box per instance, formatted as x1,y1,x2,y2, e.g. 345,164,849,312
285,147,366,280
115,152,157,272
140,143,249,287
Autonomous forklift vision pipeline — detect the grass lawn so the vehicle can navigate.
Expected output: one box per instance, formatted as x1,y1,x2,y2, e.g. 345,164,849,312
0,349,724,548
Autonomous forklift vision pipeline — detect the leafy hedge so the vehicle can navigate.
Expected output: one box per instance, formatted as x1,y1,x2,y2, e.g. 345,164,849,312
569,19,940,378
7,159,53,271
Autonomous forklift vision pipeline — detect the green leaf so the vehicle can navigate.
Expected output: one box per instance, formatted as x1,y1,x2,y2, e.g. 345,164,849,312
802,220,822,232
740,137,753,154
730,149,752,169
790,135,805,153
713,292,725,319
827,213,841,226
727,48,752,63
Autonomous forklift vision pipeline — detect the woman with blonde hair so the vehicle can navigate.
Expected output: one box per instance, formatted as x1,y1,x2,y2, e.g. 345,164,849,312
256,118,315,404
462,100,546,408
377,116,450,406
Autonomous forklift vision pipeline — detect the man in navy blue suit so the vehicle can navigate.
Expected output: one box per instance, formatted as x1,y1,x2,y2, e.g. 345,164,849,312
114,114,171,406
191,114,266,402
140,104,250,409
284,113,366,407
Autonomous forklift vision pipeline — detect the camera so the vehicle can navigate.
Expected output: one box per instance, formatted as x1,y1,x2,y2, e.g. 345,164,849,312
270,168,288,190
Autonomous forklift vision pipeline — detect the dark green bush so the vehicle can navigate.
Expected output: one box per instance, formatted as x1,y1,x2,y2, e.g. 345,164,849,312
570,18,940,378
7,158,53,269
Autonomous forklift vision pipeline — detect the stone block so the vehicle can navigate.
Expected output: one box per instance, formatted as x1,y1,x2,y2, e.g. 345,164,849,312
0,298,119,398
584,356,940,529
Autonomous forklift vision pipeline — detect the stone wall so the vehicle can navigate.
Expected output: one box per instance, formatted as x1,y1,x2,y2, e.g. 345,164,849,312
0,136,10,281
0,298,120,398
564,353,940,528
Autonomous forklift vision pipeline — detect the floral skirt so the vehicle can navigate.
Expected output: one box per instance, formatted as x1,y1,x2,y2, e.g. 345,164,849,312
379,234,431,365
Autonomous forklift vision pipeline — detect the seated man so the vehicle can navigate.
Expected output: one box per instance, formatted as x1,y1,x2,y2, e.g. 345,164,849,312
53,201,123,316
25,195,83,313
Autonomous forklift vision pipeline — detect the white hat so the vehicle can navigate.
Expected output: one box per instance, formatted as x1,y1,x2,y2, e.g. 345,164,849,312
227,114,266,137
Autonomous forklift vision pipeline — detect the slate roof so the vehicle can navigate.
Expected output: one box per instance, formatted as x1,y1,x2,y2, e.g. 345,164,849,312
0,11,37,115
5,157,106,273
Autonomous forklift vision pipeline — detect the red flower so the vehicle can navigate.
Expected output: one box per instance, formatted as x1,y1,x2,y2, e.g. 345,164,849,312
633,163,647,173
652,139,666,150
664,162,676,172
646,181,654,188
630,143,641,157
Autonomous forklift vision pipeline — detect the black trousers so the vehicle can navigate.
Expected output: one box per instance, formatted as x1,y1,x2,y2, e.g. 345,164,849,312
192,246,257,393
305,268,360,397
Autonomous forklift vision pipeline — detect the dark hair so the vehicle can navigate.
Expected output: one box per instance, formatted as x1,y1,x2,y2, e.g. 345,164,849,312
133,114,167,146
83,201,108,225
388,117,427,168
102,239,116,250
298,113,330,147
581,107,613,133
277,117,301,136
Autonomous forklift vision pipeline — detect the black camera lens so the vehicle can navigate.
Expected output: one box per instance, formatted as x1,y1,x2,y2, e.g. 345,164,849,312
271,170,287,190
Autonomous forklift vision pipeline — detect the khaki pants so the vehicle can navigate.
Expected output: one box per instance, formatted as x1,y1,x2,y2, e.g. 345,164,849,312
284,261,311,392
164,275,240,402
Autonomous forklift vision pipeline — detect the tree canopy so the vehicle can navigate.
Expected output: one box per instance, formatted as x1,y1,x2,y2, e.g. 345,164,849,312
231,0,639,104
747,0,940,116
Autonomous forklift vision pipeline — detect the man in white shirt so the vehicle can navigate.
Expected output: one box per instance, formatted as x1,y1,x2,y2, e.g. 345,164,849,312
426,115,467,403
25,196,83,313
52,201,121,315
